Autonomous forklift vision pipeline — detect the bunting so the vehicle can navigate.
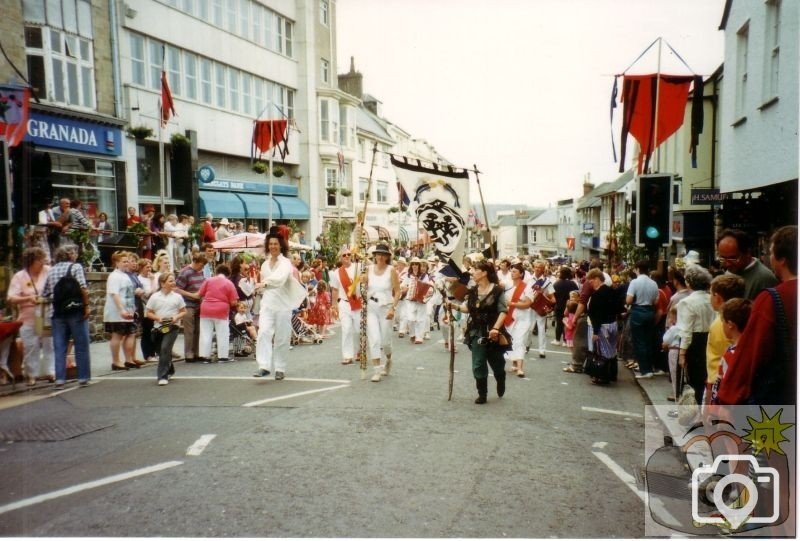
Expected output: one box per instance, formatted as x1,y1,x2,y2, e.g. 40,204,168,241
0,86,30,147
391,156,470,276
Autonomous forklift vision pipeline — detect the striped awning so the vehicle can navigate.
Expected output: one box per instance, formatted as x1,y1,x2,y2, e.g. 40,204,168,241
398,226,409,243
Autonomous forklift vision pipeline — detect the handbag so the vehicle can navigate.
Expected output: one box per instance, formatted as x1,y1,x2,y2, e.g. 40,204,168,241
34,301,52,337
677,371,699,426
583,350,608,378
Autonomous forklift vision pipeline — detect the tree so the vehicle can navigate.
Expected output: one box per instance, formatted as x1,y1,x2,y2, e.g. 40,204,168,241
611,222,647,267
318,219,353,267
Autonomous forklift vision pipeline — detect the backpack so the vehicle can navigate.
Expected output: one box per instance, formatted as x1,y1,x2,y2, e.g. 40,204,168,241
53,263,85,316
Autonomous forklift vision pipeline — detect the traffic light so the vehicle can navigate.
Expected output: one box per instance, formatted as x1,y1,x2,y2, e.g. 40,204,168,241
635,174,673,247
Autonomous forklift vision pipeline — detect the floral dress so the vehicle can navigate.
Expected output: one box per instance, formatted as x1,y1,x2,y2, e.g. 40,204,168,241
306,291,331,326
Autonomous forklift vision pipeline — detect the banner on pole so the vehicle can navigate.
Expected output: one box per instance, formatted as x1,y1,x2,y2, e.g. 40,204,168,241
391,156,470,276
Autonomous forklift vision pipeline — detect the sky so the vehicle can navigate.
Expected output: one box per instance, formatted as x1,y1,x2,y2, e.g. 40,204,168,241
336,0,727,207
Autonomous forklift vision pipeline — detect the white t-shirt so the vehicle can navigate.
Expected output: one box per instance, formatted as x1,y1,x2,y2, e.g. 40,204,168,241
145,290,186,329
104,270,136,323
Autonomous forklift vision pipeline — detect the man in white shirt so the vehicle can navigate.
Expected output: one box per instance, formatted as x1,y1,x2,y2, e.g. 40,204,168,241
529,259,556,358
625,260,660,378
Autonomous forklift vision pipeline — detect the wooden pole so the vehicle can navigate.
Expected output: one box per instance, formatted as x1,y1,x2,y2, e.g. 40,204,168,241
473,165,494,260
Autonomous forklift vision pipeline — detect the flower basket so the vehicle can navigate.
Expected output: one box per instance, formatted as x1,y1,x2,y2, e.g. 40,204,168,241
272,166,285,178
339,188,352,197
388,206,400,213
326,187,337,195
127,125,154,140
252,161,267,174
170,133,190,148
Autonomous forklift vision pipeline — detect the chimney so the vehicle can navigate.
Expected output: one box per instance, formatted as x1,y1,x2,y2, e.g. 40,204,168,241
337,56,363,99
583,181,595,196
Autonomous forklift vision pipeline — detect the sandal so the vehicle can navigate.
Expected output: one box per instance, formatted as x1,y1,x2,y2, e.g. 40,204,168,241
517,371,525,378
340,359,354,365
625,361,637,369
562,366,583,374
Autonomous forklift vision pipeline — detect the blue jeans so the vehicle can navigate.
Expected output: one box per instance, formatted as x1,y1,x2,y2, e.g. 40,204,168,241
52,313,91,383
629,305,655,375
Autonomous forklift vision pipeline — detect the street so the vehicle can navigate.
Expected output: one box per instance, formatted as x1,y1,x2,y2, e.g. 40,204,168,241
0,328,652,537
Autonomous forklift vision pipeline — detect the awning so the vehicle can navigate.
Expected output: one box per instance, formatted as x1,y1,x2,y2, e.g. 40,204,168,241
236,192,276,220
199,190,246,219
272,195,310,220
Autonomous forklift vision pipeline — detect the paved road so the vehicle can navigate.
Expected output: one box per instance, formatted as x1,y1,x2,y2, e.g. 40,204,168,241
0,326,655,537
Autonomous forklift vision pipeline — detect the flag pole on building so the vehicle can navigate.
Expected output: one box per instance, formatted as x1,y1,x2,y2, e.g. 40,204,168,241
159,45,177,215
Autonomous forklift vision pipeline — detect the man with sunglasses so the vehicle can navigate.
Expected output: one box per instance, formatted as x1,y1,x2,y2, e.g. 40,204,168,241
329,247,362,365
716,229,777,300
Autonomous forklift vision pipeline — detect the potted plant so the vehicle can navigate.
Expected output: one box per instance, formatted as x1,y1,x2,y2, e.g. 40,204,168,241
252,161,267,174
325,186,337,195
388,206,399,213
272,165,285,178
170,133,190,148
339,188,352,197
127,125,154,140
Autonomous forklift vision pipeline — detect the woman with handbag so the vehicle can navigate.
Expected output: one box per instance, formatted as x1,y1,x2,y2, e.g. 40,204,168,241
448,260,510,404
7,247,54,386
145,273,186,386
504,262,534,378
585,269,620,385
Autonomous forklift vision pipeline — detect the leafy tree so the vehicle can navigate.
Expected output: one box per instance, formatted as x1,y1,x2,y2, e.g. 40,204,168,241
610,222,647,267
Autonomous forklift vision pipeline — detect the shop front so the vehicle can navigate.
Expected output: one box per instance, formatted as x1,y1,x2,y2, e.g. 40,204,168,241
18,106,126,230
196,165,310,229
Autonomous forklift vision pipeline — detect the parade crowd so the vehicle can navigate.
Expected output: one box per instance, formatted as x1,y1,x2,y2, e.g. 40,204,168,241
2,200,796,408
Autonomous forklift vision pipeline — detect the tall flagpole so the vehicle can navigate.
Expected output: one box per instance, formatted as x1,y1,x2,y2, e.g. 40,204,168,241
473,165,494,260
652,37,662,174
268,98,274,227
158,109,165,215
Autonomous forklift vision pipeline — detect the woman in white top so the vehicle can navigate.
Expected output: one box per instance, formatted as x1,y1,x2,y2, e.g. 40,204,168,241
504,262,534,378
364,243,401,382
254,227,306,381
163,214,180,272
137,258,158,364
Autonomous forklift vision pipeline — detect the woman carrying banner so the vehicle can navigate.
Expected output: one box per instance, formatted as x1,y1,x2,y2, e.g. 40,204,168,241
447,260,510,404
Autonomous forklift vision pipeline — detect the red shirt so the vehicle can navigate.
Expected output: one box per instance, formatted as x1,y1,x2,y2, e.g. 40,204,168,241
202,220,216,244
198,275,238,319
717,279,797,405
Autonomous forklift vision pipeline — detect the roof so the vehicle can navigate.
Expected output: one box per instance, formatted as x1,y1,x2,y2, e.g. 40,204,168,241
576,168,634,209
719,0,732,30
527,207,558,226
494,215,520,227
356,106,393,142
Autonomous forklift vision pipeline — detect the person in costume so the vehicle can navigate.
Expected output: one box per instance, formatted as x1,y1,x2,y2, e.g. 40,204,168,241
504,262,534,378
329,246,362,365
364,243,401,382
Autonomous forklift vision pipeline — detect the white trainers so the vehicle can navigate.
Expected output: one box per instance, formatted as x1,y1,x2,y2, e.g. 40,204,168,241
550,339,560,346
424,332,431,340
158,378,169,386
371,371,381,382
635,373,654,379
653,370,668,376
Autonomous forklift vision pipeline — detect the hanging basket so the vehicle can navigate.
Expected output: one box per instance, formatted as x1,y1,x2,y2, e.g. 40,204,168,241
326,187,337,195
339,188,352,197
170,133,190,148
252,161,268,174
127,125,153,140
272,166,285,178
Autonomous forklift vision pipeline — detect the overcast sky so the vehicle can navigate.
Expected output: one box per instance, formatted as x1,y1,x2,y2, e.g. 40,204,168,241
336,0,726,206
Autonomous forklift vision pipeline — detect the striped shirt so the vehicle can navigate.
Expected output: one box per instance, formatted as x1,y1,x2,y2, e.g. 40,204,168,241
176,265,206,308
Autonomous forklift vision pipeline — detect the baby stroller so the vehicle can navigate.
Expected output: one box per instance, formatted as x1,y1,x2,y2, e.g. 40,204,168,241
230,319,257,358
290,309,324,345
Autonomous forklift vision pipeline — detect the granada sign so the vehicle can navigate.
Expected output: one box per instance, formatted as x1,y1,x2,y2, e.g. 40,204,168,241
25,112,121,156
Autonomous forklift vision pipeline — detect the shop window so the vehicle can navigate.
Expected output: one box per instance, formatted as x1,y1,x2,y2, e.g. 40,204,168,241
48,151,118,228
377,181,388,203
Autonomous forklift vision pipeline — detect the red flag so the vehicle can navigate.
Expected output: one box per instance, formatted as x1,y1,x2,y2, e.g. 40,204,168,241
161,71,175,127
252,119,289,157
0,86,30,147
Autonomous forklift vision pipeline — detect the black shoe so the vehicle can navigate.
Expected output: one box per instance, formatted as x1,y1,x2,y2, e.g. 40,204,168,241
185,357,202,363
217,358,233,363
168,362,175,376
124,361,140,369
234,351,249,357
497,377,506,398
111,364,129,371
475,396,487,404
539,353,546,359
253,369,271,378
201,357,214,364
275,371,285,380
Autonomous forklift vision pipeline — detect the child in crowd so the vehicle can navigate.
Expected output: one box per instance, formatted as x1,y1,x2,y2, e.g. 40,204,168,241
661,306,681,401
306,280,332,337
233,301,258,341
563,298,578,350
710,298,752,405
705,274,746,404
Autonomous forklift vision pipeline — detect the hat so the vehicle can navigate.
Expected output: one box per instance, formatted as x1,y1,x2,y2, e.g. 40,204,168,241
410,257,423,265
427,253,439,263
205,213,213,220
395,257,407,264
372,243,392,257
219,218,230,225
684,250,700,266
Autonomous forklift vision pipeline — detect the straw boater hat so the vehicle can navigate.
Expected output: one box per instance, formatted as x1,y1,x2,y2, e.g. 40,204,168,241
395,256,407,265
410,257,423,265
427,253,439,263
372,243,392,257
